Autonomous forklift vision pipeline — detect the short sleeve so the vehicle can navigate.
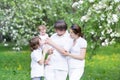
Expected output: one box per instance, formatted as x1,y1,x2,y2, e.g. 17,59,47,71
80,38,87,48
32,51,42,62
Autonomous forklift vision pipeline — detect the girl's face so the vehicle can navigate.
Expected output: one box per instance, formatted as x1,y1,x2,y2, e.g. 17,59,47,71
39,27,46,36
55,29,66,36
69,29,77,39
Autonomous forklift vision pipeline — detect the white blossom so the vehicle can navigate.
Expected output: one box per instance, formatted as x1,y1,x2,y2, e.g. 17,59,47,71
101,30,105,36
100,14,105,21
72,2,79,8
80,15,90,22
54,14,57,17
101,42,106,46
4,43,8,46
78,0,83,4
109,39,115,44
99,26,102,28
89,0,95,3
100,37,104,40
114,0,120,3
90,30,95,34
112,14,118,23
107,28,112,34
70,18,73,22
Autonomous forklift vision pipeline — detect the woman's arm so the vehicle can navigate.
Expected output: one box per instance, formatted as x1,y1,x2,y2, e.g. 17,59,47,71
67,48,86,60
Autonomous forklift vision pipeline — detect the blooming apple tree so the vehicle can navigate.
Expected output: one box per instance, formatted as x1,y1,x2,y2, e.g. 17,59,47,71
71,0,120,52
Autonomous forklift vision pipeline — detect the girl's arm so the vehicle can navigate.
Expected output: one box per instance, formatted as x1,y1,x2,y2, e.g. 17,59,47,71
38,58,44,65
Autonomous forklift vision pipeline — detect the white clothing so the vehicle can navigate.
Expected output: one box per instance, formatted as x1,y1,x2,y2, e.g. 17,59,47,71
39,34,49,49
69,68,84,80
45,66,67,80
39,34,48,40
48,31,73,71
45,31,73,80
68,37,87,80
30,48,44,78
68,37,87,69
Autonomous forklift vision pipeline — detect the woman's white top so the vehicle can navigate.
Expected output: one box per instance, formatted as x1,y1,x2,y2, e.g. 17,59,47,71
68,37,87,69
48,31,73,71
31,48,44,78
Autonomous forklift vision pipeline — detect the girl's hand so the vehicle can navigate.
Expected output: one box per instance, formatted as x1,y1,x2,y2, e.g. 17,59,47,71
48,48,54,55
44,60,49,65
45,38,54,45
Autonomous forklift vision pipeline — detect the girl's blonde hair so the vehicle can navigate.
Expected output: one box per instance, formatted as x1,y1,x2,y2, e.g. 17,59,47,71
38,25,46,31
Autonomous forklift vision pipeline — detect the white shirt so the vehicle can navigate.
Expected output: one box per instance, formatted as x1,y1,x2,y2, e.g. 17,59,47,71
31,48,44,78
48,31,73,71
39,34,48,41
68,37,87,69
39,34,49,48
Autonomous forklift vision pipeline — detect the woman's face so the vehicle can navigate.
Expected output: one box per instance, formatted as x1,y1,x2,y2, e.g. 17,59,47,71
69,29,77,39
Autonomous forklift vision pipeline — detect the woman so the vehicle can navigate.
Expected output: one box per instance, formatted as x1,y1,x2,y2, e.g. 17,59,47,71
46,24,87,80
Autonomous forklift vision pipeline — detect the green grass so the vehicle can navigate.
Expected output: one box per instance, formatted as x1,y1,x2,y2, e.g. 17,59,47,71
0,44,31,80
0,43,120,80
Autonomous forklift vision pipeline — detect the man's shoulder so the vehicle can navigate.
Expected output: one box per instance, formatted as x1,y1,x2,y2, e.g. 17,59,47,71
50,33,57,38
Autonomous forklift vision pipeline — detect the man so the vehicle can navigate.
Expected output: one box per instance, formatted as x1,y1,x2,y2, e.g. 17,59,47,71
45,20,73,80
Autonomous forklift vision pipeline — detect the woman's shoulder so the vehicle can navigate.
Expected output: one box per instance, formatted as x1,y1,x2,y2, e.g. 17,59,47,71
79,37,87,42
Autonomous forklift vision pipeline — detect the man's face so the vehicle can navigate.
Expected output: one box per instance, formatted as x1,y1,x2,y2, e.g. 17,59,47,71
55,29,66,36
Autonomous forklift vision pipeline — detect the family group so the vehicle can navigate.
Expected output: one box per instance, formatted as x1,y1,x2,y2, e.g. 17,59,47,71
29,20,87,80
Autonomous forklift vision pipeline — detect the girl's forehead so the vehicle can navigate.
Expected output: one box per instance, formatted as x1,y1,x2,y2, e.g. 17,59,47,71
39,27,46,30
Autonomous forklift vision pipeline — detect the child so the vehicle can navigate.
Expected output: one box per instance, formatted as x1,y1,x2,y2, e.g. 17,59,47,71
29,36,44,80
38,25,50,62
38,25,48,46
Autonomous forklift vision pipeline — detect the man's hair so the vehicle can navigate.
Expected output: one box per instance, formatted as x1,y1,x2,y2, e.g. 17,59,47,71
54,20,67,31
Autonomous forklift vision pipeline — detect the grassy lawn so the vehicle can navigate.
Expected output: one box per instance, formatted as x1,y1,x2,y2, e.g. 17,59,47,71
0,43,120,80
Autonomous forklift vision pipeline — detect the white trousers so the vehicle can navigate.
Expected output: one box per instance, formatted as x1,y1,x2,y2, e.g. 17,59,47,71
45,66,68,80
69,68,84,80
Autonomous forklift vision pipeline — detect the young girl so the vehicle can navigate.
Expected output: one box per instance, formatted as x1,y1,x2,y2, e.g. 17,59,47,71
38,25,48,45
29,36,44,80
38,25,50,63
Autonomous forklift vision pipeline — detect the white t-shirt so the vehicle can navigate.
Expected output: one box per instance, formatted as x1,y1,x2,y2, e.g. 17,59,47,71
39,34,49,48
39,34,48,41
68,37,87,69
30,48,44,78
48,31,73,71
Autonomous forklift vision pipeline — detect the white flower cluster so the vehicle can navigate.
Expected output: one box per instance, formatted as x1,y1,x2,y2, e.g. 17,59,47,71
72,0,120,48
72,0,83,8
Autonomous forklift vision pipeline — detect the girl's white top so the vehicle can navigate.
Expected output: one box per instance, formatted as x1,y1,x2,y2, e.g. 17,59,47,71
39,34,48,40
31,48,44,78
68,37,87,69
